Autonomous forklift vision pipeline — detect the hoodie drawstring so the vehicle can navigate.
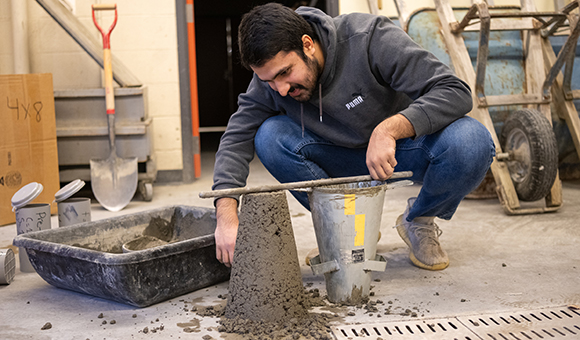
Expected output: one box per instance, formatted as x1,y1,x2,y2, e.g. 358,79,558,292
319,83,323,122
301,104,305,138
300,83,323,138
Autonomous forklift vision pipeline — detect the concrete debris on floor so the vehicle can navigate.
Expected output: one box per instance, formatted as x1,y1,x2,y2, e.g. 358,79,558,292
1,153,579,339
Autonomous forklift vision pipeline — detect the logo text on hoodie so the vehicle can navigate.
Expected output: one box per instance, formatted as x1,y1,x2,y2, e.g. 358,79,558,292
345,95,364,110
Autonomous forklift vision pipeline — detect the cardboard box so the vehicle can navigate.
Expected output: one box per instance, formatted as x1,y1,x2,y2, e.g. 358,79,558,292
0,74,60,226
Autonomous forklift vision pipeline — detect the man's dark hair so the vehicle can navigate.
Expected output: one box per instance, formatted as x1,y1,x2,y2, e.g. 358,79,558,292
238,3,317,69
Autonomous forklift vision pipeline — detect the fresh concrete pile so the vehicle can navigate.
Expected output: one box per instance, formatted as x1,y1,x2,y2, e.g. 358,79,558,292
220,191,331,339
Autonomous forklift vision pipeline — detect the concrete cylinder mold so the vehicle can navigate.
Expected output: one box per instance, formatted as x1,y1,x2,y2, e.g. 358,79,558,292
55,180,91,227
11,182,52,273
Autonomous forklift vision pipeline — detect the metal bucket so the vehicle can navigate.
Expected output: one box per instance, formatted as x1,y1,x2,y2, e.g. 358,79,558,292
307,181,388,305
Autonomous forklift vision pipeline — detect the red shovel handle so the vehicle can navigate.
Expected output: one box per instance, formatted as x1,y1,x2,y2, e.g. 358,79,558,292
92,4,118,49
92,4,118,115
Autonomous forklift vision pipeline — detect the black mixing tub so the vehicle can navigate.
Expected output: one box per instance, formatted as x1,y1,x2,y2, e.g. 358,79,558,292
12,205,230,307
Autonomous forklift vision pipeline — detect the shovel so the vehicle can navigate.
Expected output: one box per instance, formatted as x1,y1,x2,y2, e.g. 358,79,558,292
90,4,137,212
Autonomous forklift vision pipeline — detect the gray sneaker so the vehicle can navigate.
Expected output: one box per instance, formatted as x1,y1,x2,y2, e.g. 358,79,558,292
395,198,449,270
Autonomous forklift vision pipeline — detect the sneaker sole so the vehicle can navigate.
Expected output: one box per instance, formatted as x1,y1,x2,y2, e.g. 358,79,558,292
396,215,449,271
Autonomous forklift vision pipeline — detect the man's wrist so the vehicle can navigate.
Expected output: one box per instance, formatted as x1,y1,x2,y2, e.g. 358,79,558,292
215,196,239,209
381,114,415,140
215,197,239,218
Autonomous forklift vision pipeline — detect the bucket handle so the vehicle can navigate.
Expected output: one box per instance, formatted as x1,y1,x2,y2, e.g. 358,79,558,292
363,254,387,272
309,255,340,275
310,254,387,275
385,180,413,190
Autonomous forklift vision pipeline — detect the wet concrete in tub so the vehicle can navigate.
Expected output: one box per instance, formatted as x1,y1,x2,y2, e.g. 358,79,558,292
220,191,333,339
70,241,124,254
123,235,169,251
122,215,176,251
143,216,174,241
70,216,176,253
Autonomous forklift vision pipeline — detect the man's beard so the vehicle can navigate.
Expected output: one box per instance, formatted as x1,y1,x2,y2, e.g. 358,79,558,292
289,55,321,102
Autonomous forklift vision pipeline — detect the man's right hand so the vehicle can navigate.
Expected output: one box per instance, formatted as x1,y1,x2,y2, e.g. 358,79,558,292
367,114,415,180
215,197,239,267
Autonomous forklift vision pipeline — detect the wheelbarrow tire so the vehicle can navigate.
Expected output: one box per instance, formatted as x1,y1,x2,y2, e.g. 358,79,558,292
500,109,558,202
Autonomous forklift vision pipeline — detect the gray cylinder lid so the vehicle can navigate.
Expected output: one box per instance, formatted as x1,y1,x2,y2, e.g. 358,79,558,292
55,179,85,202
11,182,44,209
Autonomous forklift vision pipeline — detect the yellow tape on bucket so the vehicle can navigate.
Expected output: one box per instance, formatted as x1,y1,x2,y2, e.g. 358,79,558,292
354,214,365,246
344,194,356,215
344,194,365,247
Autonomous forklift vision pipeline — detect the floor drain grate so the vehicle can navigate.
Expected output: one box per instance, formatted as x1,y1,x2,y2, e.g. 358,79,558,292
331,306,580,340
332,318,479,339
457,306,580,340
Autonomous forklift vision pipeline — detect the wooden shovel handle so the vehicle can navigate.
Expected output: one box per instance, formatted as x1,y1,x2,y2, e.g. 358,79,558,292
92,4,117,10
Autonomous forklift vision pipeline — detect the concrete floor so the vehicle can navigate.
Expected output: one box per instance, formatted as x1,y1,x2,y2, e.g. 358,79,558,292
1,152,579,340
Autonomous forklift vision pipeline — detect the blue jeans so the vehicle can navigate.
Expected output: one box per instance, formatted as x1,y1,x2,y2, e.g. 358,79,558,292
254,115,495,221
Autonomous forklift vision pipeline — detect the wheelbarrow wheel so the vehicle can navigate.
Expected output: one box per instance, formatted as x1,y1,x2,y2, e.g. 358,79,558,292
500,109,558,202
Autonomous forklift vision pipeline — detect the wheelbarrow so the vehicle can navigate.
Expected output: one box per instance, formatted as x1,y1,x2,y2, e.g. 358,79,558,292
393,0,580,215
543,1,580,181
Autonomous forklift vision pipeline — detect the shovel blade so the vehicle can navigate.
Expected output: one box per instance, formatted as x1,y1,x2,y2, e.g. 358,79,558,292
90,156,138,212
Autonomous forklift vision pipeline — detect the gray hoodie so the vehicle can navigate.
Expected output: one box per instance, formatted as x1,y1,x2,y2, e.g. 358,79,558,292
212,7,472,192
